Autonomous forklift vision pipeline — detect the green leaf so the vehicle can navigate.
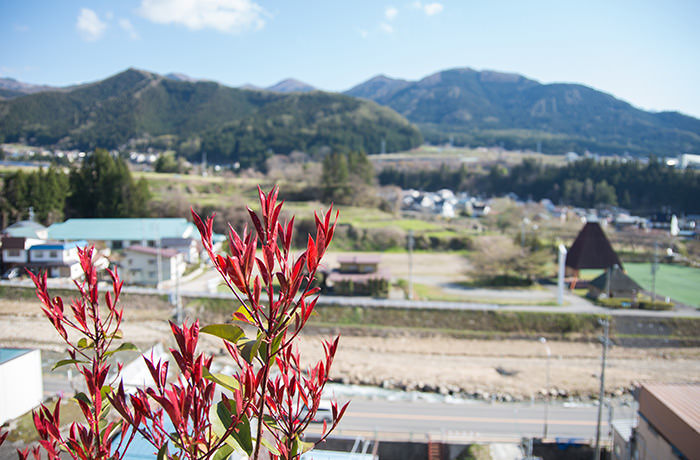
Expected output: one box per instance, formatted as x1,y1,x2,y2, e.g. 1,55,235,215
77,337,95,349
291,436,314,457
238,335,263,364
261,436,281,456
269,333,285,361
104,342,139,357
211,445,234,460
110,329,124,340
210,403,253,456
232,415,253,455
234,304,254,323
52,358,86,370
200,324,245,343
262,414,279,430
156,443,169,460
74,392,90,405
202,368,240,393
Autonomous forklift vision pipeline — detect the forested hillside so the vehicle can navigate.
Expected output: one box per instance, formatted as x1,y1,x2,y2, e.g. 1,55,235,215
347,68,700,156
0,69,423,167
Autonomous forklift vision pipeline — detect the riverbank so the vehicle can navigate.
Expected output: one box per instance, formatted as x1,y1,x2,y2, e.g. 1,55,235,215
1,293,698,402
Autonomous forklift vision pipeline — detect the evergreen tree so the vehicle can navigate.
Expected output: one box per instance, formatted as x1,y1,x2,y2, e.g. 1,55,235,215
0,167,69,225
66,149,151,218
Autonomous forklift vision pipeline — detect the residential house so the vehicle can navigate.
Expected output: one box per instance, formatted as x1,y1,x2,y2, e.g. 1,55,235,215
123,245,186,287
48,218,204,258
1,236,45,270
1,220,48,240
27,240,89,279
471,202,490,217
161,237,199,264
615,383,700,460
326,255,390,297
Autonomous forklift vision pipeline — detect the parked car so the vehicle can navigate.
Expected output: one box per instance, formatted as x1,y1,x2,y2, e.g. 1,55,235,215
1,267,22,280
301,400,334,424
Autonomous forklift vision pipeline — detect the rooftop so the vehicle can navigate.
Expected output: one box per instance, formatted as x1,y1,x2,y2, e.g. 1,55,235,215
0,348,32,365
29,240,88,251
48,218,196,241
125,245,179,258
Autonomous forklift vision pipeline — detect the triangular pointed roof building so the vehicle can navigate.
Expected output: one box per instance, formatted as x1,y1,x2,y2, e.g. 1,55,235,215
566,222,623,271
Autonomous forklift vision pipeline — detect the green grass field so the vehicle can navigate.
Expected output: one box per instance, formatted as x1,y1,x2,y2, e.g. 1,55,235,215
624,263,700,307
578,263,700,308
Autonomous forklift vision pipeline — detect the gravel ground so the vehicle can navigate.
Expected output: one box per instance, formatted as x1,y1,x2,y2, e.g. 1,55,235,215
2,292,698,401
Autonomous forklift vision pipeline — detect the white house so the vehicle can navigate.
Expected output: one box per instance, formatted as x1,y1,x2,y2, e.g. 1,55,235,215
48,218,199,251
1,236,45,266
123,245,186,287
27,240,89,279
0,349,43,424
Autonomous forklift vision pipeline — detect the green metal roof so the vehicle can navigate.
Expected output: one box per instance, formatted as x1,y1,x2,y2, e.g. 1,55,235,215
48,218,196,241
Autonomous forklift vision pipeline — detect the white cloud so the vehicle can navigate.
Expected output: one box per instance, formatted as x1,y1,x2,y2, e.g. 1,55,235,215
76,8,107,41
138,0,267,33
358,28,369,39
380,22,393,34
423,2,443,16
385,6,398,21
423,3,443,16
119,19,140,40
412,1,444,16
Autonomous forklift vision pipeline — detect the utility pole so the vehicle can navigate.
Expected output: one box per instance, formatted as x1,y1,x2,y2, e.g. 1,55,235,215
594,319,610,460
175,255,183,323
539,337,551,439
651,241,659,301
407,230,414,300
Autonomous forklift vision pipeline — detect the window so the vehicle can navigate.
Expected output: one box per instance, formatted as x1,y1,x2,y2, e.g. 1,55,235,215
148,259,156,265
8,249,20,257
130,241,140,247
34,251,44,258
49,251,58,258
112,241,123,250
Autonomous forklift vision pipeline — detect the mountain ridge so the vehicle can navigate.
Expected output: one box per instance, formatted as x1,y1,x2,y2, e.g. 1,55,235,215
0,68,423,165
2,66,699,156
345,67,700,155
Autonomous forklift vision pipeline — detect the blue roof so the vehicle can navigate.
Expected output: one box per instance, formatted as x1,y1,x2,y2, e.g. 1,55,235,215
29,240,88,251
0,348,32,365
48,218,197,242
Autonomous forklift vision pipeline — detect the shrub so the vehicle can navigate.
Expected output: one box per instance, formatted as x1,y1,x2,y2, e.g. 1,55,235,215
12,187,348,460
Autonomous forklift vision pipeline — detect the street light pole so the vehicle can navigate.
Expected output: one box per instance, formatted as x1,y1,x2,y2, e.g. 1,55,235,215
539,337,551,440
594,319,610,460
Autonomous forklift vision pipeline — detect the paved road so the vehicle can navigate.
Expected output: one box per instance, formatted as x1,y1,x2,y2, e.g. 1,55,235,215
304,397,633,443
7,276,697,317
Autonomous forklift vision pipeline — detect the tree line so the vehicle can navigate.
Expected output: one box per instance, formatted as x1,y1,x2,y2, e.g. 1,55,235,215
1,149,150,227
379,157,700,214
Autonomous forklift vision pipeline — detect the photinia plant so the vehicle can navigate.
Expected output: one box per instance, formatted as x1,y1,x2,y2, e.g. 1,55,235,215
189,185,348,459
21,186,347,460
24,246,139,460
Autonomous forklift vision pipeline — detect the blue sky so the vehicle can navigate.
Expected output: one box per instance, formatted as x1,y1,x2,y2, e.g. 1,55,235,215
2,0,700,118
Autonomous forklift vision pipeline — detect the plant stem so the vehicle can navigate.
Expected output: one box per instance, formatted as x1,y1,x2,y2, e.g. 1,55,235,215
253,345,272,460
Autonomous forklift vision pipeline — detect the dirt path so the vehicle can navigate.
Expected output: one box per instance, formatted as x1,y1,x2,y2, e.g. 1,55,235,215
2,296,698,400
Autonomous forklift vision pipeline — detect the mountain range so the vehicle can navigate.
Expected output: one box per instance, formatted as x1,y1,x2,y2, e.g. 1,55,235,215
1,67,699,158
0,69,422,166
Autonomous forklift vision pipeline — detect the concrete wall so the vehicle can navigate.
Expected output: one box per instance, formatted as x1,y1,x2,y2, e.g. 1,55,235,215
0,349,43,424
